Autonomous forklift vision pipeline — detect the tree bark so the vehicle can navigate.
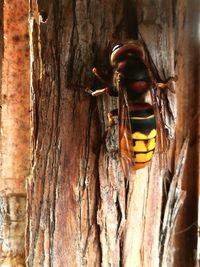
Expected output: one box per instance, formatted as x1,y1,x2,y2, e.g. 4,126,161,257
173,1,199,266
0,0,30,266
27,1,199,267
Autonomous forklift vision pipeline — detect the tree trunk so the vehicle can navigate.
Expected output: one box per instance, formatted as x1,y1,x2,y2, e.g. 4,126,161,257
137,1,199,266
173,1,199,266
26,1,199,267
0,0,30,266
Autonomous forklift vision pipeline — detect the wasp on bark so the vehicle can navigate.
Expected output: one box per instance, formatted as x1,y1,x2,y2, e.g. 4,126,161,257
86,41,176,177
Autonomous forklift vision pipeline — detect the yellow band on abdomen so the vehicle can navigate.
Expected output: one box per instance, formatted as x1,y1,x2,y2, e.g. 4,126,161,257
131,114,155,120
131,129,157,140
131,138,156,152
134,151,154,163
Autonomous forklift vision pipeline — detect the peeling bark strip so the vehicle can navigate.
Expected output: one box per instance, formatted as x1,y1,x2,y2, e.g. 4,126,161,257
159,137,189,266
0,0,30,266
27,0,198,267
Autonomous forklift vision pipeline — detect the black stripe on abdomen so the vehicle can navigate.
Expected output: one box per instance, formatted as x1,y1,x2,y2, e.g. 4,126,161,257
129,108,154,118
130,117,156,134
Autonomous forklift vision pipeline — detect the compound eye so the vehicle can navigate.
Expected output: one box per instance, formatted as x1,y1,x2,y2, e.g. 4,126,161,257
112,44,123,52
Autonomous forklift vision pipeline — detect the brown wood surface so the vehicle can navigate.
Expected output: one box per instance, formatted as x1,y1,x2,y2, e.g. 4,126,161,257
0,0,30,266
173,1,199,266
26,1,199,267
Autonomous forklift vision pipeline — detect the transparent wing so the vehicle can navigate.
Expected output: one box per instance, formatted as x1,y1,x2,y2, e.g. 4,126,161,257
139,40,169,169
118,83,135,179
150,87,168,169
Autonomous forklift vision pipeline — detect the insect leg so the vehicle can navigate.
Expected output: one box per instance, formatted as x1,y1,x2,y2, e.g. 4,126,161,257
92,67,110,85
85,67,118,97
107,109,118,128
156,76,178,92
102,109,118,140
85,87,110,96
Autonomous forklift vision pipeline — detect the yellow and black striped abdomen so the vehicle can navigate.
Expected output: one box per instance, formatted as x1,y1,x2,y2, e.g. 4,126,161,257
130,103,156,170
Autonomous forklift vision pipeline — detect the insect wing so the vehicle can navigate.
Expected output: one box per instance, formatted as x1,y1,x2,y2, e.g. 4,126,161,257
138,37,169,166
150,87,168,169
118,86,134,179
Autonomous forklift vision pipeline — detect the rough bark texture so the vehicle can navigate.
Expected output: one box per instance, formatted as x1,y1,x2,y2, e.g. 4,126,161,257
27,1,199,267
0,0,30,266
28,1,138,266
173,1,199,266
137,1,199,266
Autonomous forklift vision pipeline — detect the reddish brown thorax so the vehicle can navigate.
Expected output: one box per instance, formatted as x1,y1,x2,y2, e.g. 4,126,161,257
128,81,150,94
